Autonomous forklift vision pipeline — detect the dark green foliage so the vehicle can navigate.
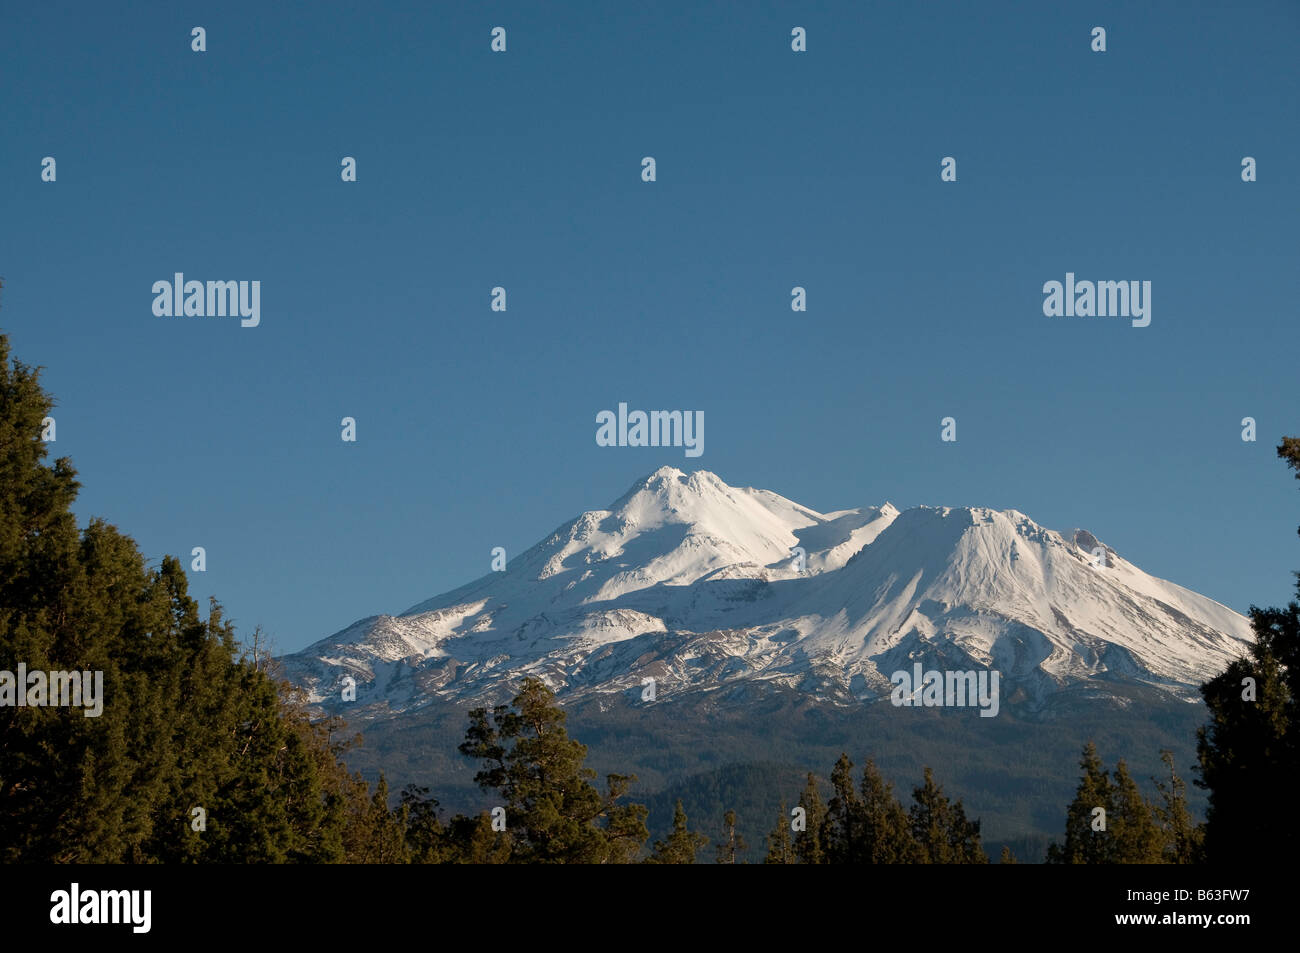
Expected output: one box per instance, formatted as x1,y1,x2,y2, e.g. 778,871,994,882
639,760,807,862
457,676,649,863
858,758,921,863
455,811,512,863
1048,743,1181,864
1153,750,1201,863
818,753,926,863
822,753,863,863
765,756,980,864
0,333,371,862
400,784,448,863
1108,760,1164,863
793,772,826,864
647,799,708,864
909,767,987,863
763,800,794,864
1195,437,1300,862
1046,742,1114,864
349,775,410,863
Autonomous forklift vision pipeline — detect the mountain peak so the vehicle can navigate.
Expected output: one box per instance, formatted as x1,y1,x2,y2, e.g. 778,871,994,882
632,465,722,491
613,466,728,511
644,464,687,483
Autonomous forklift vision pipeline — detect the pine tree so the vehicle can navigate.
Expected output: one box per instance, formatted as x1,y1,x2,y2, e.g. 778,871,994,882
0,338,149,860
793,772,826,864
1047,745,1180,864
909,766,986,864
1195,441,1300,862
335,774,411,864
859,759,920,863
764,800,794,864
999,845,1018,864
947,799,986,863
1046,742,1116,864
0,334,232,860
369,776,411,863
1152,750,1201,863
1109,759,1163,863
648,799,708,864
449,811,512,864
0,331,389,863
458,676,648,863
400,785,448,863
602,772,651,864
272,699,354,863
714,808,747,863
822,753,864,863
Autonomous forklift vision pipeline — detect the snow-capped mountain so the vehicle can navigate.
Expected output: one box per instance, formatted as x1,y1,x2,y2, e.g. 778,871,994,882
281,467,1252,711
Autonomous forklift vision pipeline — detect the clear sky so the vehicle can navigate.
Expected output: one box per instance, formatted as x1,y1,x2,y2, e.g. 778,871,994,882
2,1,1296,654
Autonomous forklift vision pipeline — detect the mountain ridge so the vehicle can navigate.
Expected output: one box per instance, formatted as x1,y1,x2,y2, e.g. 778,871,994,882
281,467,1251,713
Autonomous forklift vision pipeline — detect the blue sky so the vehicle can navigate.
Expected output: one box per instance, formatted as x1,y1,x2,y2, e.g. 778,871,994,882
2,1,1296,654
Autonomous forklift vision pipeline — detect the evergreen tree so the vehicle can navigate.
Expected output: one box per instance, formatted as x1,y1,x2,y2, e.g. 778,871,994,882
447,811,512,864
763,800,794,864
647,799,708,864
368,776,411,863
1046,742,1116,864
265,680,355,862
793,772,826,864
602,772,651,864
822,753,864,863
0,336,160,860
1152,750,1201,864
0,331,398,863
1109,760,1163,863
999,846,1017,864
714,808,747,864
1196,439,1300,862
1046,746,1164,864
458,676,648,863
859,759,920,863
909,767,986,864
400,785,449,863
